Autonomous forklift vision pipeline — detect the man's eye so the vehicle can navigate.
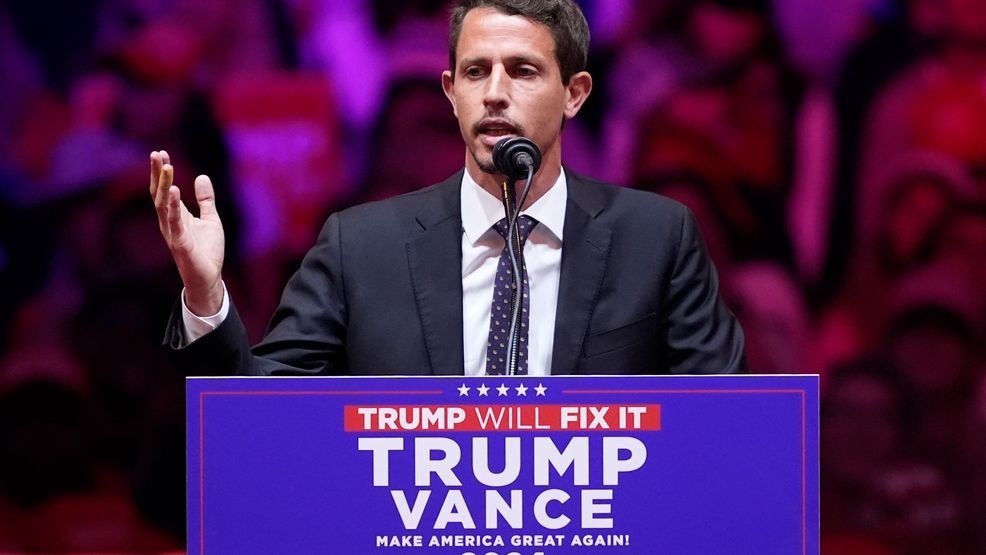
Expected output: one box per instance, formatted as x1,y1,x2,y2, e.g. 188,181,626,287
515,66,536,77
465,67,484,78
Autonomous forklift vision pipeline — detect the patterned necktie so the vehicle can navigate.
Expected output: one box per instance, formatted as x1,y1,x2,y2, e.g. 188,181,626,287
486,215,538,375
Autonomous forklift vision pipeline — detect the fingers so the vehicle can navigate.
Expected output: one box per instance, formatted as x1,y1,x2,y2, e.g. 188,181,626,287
148,150,171,196
154,163,178,242
165,185,185,241
149,152,159,195
155,163,174,209
194,174,220,220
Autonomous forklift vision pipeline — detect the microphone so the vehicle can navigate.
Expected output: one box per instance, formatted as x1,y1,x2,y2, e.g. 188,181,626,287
492,137,541,180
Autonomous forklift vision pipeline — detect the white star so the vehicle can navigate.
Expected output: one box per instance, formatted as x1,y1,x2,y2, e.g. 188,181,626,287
477,383,490,396
534,383,547,396
515,383,528,396
457,384,470,396
496,384,510,396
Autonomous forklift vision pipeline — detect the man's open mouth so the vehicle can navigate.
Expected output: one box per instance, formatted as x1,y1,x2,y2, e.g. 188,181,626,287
477,119,520,145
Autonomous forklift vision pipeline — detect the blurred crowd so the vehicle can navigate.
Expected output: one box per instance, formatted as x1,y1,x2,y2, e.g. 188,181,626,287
0,0,984,552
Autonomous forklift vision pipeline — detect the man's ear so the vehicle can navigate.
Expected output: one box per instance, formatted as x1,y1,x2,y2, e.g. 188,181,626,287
564,71,593,119
442,70,458,117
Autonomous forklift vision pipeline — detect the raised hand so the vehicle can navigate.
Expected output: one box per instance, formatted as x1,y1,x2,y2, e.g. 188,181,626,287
150,150,226,316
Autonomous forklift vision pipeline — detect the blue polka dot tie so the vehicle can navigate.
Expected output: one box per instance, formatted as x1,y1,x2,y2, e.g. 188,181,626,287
486,215,538,375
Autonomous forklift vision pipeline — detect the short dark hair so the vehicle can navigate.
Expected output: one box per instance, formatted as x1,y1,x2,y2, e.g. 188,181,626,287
448,0,590,84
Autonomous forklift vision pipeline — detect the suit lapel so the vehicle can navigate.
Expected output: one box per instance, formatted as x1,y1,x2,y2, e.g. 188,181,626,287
406,174,466,375
551,173,612,375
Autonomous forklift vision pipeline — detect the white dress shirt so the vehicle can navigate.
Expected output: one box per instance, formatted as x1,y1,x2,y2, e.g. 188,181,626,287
182,170,568,376
460,170,566,376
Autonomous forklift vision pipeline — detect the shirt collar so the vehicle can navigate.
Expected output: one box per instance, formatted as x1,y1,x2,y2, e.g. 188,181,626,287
461,168,567,245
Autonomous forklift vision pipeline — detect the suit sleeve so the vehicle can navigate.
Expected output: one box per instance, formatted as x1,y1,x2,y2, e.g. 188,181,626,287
663,206,746,374
162,213,349,376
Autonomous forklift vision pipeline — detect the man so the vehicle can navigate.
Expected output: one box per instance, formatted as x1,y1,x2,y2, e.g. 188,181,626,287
151,0,745,376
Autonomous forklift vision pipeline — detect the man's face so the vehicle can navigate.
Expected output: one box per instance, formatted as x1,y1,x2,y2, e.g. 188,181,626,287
442,8,585,176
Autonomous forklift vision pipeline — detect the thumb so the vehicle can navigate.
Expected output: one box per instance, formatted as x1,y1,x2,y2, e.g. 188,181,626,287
194,174,220,220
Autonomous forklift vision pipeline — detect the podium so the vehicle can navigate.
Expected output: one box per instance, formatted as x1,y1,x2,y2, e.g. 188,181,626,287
187,375,818,554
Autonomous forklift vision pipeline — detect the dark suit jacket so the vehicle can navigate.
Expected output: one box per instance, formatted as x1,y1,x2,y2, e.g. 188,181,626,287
165,170,745,375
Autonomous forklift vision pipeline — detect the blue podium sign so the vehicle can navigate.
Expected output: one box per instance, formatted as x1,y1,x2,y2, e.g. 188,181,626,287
187,375,818,554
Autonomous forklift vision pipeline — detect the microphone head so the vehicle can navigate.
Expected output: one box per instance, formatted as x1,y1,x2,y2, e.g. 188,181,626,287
492,137,542,179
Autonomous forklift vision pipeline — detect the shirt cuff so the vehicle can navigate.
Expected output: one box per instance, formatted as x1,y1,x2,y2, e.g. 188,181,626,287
180,283,230,345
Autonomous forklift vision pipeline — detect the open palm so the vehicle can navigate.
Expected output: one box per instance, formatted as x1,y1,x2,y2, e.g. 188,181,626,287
150,150,226,315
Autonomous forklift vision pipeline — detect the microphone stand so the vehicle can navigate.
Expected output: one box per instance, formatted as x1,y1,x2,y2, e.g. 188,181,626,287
499,165,535,376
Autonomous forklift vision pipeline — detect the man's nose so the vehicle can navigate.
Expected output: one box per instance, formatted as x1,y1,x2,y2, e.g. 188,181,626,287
483,66,510,110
